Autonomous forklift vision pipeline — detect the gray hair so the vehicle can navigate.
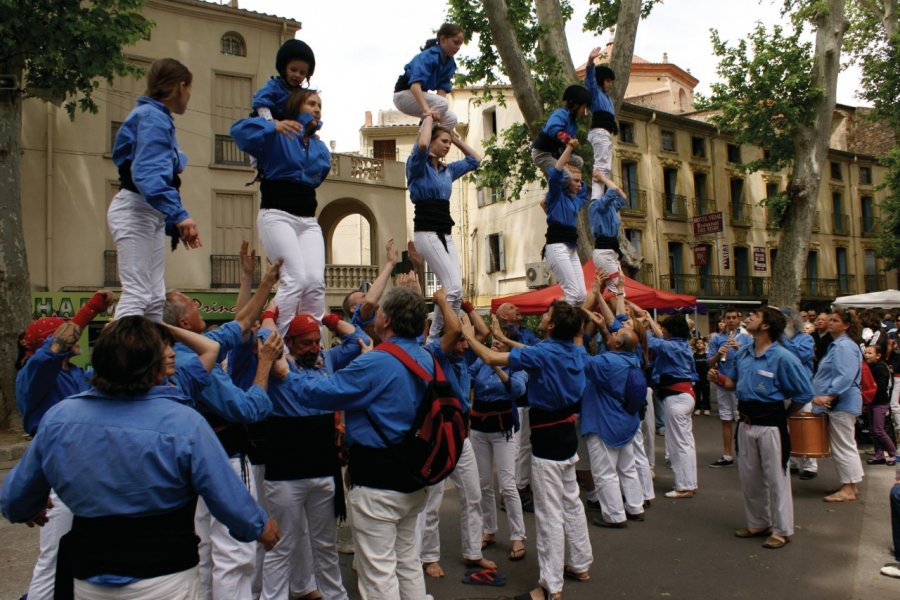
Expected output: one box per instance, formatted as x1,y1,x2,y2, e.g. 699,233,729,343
380,287,427,338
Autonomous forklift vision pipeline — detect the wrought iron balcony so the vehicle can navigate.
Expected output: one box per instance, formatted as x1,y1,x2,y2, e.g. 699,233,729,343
730,202,753,227
214,134,251,167
620,190,647,217
860,216,878,238
662,193,688,220
693,198,718,216
800,277,857,300
865,274,887,293
660,274,769,299
832,213,850,236
210,254,261,288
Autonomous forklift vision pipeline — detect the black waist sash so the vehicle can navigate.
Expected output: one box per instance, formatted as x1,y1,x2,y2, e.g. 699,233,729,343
737,399,791,470
470,398,515,434
394,73,411,92
265,415,336,481
545,223,578,246
245,421,267,466
532,131,565,157
590,110,619,134
529,405,578,461
348,445,425,493
414,200,455,252
260,179,317,217
55,500,199,599
594,236,620,252
118,161,182,195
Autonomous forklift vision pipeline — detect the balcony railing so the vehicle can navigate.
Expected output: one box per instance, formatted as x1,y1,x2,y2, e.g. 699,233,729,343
800,277,857,299
865,274,887,293
634,262,655,286
860,216,878,238
660,274,769,299
832,213,850,236
104,250,120,287
620,190,647,217
325,264,380,291
214,134,251,166
693,198,717,216
662,193,688,220
210,254,261,288
730,202,753,227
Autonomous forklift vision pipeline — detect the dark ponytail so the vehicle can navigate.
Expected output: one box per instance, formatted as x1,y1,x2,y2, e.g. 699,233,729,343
422,23,464,50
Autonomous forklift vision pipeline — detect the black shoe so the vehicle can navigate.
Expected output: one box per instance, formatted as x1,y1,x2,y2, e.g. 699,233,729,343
789,466,800,474
593,517,627,528
867,458,887,465
799,470,818,480
585,499,601,511
643,500,652,509
625,512,645,522
709,456,734,468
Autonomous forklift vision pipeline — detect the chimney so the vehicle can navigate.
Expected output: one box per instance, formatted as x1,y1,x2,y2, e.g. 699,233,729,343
364,111,373,127
662,52,669,63
229,0,239,8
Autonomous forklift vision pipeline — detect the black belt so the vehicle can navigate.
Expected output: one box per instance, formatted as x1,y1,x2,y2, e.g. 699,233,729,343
260,179,317,217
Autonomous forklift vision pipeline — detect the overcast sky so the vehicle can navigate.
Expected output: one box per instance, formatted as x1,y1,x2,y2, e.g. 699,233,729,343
235,0,864,153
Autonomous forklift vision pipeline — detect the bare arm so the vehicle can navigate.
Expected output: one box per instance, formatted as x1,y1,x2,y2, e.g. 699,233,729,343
463,302,490,344
434,288,460,354
407,241,427,296
235,241,256,314
490,315,526,349
359,239,399,322
234,260,282,335
253,331,284,390
461,319,510,367
410,82,436,119
707,367,735,391
555,138,578,171
452,134,482,162
416,114,434,152
492,365,509,383
163,323,221,373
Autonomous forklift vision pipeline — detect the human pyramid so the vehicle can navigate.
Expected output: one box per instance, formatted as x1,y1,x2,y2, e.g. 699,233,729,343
1,22,886,600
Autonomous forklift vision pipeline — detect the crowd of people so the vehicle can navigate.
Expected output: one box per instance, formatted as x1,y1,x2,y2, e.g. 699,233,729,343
2,22,899,600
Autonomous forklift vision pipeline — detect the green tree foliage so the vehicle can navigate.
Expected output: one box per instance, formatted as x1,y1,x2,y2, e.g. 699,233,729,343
0,0,152,116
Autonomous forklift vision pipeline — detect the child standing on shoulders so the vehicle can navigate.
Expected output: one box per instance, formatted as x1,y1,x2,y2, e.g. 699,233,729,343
532,84,591,184
584,48,624,199
252,39,316,125
393,23,465,131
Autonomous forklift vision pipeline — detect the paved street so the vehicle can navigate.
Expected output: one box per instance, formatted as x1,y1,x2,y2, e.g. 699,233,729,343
2,413,898,600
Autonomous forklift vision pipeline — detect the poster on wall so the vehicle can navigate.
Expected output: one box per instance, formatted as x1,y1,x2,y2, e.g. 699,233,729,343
694,245,709,266
722,244,730,270
753,247,767,272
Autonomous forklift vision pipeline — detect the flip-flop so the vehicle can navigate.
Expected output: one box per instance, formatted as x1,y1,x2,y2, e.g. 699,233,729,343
482,538,496,550
734,527,772,538
563,567,590,582
461,568,506,587
824,492,856,503
508,546,526,561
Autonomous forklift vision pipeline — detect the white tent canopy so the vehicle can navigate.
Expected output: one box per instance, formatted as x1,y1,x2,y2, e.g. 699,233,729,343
832,289,900,309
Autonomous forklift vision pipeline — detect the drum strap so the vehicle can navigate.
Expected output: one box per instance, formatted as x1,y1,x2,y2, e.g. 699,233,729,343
736,400,791,470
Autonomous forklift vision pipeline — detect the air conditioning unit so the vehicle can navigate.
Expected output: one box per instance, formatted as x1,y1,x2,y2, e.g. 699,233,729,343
525,261,551,289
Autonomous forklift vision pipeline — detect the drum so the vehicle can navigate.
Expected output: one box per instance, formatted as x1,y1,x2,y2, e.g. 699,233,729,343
789,413,830,457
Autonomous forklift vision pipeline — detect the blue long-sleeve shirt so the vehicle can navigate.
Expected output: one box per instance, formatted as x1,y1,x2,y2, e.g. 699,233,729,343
406,145,479,202
231,113,331,188
783,333,815,377
470,359,527,403
546,167,589,232
508,339,585,411
284,336,434,447
426,340,474,412
112,97,189,225
812,334,863,415
588,189,625,239
731,342,813,404
516,326,541,346
646,332,697,384
252,77,292,117
1,386,267,543
580,348,642,447
537,108,579,145
584,68,616,118
402,44,456,93
15,338,91,436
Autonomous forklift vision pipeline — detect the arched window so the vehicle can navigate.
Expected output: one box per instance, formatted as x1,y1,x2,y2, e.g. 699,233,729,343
221,32,246,57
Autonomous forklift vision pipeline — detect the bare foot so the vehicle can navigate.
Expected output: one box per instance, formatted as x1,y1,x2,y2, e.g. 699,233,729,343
465,557,497,570
423,561,444,578
481,533,496,549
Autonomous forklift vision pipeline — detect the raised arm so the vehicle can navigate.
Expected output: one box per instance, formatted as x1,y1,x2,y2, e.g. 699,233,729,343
235,241,256,313
358,239,400,323
490,315,525,349
416,114,435,152
452,134,482,162
234,259,282,335
435,288,461,354
163,323,221,373
461,319,510,367
462,301,489,344
555,138,578,171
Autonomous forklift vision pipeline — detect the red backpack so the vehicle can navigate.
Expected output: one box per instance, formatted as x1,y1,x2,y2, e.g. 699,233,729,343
366,342,467,486
860,360,877,405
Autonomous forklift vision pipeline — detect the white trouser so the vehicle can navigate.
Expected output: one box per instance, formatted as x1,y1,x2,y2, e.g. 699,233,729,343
642,389,656,470
587,127,613,200
592,249,623,295
890,377,900,437
27,489,73,600
262,477,347,600
531,454,593,595
586,434,644,523
196,457,257,600
348,486,427,600
107,189,167,322
413,231,462,344
544,243,586,307
663,393,698,491
469,429,526,541
393,90,458,131
532,149,584,184
828,411,864,484
515,407,532,490
737,423,794,536
631,426,656,501
257,209,325,335
74,567,201,600
418,438,482,562
788,403,818,473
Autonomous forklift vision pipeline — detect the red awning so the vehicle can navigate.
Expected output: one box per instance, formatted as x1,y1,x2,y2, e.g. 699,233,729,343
490,262,696,315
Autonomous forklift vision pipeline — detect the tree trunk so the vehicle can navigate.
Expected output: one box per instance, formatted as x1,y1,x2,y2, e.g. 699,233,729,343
769,0,847,308
0,59,30,429
482,0,544,133
534,0,578,81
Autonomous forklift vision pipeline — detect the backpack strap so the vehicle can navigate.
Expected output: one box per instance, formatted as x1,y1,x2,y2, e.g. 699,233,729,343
376,341,446,383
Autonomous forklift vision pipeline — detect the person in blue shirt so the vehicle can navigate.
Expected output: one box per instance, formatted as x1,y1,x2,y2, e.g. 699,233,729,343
584,48,626,199
707,308,754,468
531,84,590,185
108,58,200,323
393,23,464,131
589,186,627,296
543,140,590,307
644,314,699,498
1,317,280,598
232,89,331,335
408,114,481,343
461,300,592,600
251,38,316,123
495,303,541,346
708,307,813,550
779,307,820,481
342,238,401,342
811,309,865,503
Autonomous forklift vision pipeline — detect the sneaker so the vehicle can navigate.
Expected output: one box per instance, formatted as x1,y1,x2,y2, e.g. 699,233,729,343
593,517,627,528
704,410,711,415
694,410,701,416
709,456,734,468
880,563,900,578
799,470,818,480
